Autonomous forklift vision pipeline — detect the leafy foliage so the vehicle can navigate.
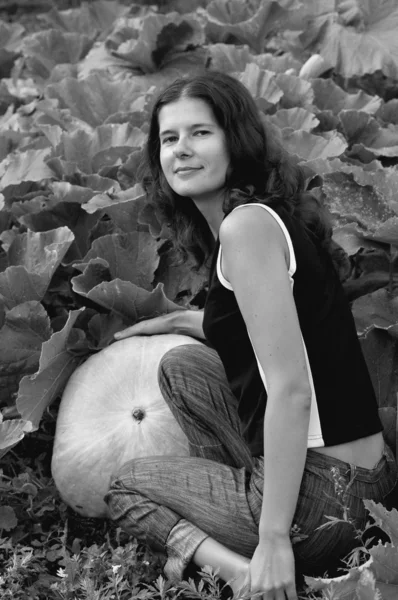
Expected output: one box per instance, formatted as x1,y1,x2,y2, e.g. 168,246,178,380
0,0,398,594
284,0,398,79
0,0,396,465
305,498,398,599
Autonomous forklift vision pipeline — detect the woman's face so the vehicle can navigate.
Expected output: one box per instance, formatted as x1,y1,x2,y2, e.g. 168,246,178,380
158,97,230,203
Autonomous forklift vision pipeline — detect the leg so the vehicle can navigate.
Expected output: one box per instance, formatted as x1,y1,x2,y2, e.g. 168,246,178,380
289,445,398,576
159,344,253,471
191,537,251,595
104,454,261,582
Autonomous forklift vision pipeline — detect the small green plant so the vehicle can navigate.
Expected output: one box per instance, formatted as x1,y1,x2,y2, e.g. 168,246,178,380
303,466,398,600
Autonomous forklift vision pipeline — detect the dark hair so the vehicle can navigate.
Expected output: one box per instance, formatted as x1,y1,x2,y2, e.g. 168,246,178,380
139,70,332,268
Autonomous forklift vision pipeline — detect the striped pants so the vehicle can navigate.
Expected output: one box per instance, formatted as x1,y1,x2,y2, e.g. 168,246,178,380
104,344,398,582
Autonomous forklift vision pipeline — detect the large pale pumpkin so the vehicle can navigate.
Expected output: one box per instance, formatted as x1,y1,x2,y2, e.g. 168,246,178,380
51,334,202,518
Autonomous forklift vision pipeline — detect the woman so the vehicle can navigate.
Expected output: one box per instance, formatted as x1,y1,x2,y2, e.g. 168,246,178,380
104,71,397,599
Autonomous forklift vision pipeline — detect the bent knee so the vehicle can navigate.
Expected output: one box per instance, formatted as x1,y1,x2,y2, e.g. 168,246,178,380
159,344,204,371
158,344,219,380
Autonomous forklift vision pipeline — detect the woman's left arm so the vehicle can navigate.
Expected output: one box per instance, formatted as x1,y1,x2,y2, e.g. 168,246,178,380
220,207,312,600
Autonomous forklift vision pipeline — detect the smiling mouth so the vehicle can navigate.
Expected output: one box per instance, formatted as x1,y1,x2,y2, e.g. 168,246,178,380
175,167,203,173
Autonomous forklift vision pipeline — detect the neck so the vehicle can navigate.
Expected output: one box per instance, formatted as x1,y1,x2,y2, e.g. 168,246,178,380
193,193,225,240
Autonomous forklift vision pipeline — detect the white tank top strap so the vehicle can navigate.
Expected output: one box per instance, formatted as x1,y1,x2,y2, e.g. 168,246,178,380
216,203,297,289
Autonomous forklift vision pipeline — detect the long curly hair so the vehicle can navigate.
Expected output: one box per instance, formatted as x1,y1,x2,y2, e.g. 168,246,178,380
139,70,332,269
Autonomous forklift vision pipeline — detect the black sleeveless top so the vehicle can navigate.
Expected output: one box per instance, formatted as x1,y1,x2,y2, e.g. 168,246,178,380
202,204,383,457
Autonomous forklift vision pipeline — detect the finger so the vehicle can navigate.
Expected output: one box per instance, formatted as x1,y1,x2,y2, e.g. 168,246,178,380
275,587,286,600
284,582,298,600
114,329,134,340
114,325,143,339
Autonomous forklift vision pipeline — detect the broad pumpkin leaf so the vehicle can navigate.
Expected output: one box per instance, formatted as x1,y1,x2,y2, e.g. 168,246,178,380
104,111,149,130
235,64,282,109
0,50,16,80
312,78,382,115
360,328,398,408
0,20,23,77
33,97,93,137
0,104,15,131
0,227,74,308
282,130,347,160
0,301,52,405
304,159,398,214
159,46,209,76
110,12,205,73
0,149,54,191
154,246,208,306
71,257,110,294
44,158,119,193
0,267,46,310
274,73,314,109
40,0,130,36
51,124,145,175
8,182,99,222
0,80,17,112
207,43,254,72
278,0,335,32
73,230,160,291
295,0,398,79
0,419,32,458
46,74,147,128
353,289,398,338
308,109,340,133
333,224,376,256
13,200,100,263
255,51,302,74
77,42,141,80
268,107,319,132
22,30,94,79
202,0,300,53
105,195,150,234
81,184,144,215
305,560,371,598
364,501,398,547
304,157,383,181
208,44,301,74
82,185,146,234
354,246,398,282
1,75,41,102
16,308,85,429
116,149,144,189
72,278,180,324
49,181,100,205
322,172,396,231
378,99,398,125
363,218,398,247
355,569,382,600
50,131,97,175
368,542,398,599
138,202,171,240
340,111,398,158
0,20,25,53
377,406,397,456
0,130,26,163
7,226,74,278
87,312,126,350
0,504,18,530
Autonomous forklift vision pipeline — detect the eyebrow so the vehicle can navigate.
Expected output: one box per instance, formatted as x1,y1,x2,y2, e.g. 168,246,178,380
159,123,215,137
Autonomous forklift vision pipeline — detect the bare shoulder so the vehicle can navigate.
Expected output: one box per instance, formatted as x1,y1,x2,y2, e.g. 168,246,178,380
219,204,288,258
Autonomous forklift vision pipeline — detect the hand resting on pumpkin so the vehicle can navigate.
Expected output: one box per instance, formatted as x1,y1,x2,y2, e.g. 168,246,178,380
114,309,205,341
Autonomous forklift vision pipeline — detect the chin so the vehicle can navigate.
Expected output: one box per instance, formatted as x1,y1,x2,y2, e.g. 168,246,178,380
176,186,205,197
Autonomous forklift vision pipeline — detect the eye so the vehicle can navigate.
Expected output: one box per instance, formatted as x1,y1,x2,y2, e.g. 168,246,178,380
161,135,177,144
194,130,210,136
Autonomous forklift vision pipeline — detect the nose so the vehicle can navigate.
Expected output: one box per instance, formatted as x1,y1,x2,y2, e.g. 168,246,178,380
173,135,193,157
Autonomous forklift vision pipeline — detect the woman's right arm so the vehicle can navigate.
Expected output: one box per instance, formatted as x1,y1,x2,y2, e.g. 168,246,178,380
114,309,205,340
